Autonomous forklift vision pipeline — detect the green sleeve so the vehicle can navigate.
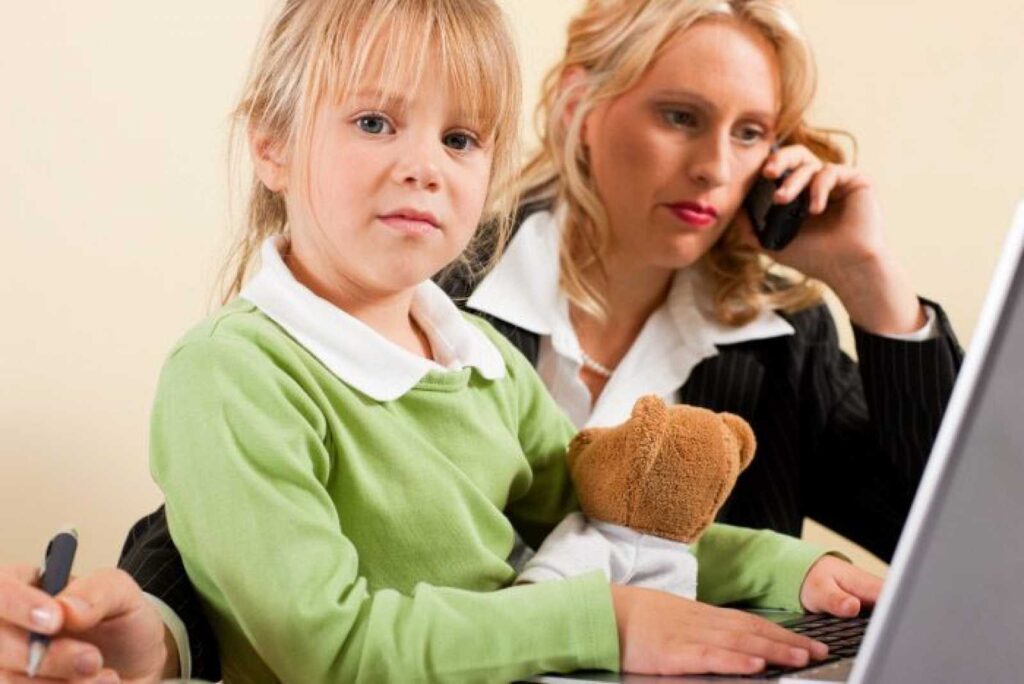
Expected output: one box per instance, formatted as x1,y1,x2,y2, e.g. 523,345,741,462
151,337,618,683
476,320,583,550
694,524,834,611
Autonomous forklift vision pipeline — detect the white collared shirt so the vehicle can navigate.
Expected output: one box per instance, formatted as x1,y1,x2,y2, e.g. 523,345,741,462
240,236,506,401
469,208,937,429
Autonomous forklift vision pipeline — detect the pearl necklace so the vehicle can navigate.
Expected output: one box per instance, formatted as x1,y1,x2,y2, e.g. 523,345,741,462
579,349,615,378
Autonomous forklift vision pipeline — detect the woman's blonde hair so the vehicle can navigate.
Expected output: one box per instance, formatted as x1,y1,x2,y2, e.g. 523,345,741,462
519,0,847,326
220,0,522,302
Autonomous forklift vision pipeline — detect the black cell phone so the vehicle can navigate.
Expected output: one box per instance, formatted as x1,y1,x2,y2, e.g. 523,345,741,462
743,167,809,251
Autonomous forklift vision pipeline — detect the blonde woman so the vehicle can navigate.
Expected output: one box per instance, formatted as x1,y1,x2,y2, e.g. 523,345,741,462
0,0,961,681
460,0,962,561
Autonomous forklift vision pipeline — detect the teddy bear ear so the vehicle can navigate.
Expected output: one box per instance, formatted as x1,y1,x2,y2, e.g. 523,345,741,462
566,429,597,470
720,412,756,472
631,395,669,422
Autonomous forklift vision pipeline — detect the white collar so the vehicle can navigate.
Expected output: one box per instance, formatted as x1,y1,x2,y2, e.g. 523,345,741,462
240,236,506,401
468,207,795,348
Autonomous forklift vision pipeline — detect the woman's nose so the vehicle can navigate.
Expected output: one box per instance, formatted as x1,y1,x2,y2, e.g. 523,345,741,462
687,132,731,189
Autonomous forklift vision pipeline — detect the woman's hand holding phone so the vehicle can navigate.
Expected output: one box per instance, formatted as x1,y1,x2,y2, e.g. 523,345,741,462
742,144,926,336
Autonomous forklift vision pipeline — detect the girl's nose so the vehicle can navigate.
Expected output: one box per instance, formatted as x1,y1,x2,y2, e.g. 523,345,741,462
392,138,442,192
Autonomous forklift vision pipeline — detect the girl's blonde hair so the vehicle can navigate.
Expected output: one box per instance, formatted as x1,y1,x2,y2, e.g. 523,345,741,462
221,0,522,302
518,0,847,326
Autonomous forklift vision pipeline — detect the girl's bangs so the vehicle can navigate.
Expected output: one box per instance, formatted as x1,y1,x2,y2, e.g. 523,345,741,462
315,0,518,145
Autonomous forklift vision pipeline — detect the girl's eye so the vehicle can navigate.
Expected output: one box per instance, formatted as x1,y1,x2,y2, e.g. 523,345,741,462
664,109,698,128
443,131,478,151
356,114,393,135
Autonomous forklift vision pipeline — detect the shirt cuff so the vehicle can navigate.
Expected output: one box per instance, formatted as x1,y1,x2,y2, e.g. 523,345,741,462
877,304,939,342
143,592,192,682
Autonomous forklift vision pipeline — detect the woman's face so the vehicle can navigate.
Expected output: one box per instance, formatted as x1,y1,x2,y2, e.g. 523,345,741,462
582,17,781,271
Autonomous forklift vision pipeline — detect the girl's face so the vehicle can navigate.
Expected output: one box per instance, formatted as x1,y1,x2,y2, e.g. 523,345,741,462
582,17,781,271
274,69,494,297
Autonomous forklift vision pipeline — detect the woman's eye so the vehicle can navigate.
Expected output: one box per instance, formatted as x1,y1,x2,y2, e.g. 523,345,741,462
443,131,477,151
736,126,766,145
664,109,698,128
356,114,393,135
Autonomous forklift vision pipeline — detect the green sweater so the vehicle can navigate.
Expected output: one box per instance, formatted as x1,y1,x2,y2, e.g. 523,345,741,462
151,299,826,683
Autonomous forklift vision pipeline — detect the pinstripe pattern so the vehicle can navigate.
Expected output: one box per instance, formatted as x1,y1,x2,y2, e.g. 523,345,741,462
117,209,962,677
119,507,221,681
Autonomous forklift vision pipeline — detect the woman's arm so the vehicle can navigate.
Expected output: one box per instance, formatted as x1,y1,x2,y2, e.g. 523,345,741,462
117,506,221,682
800,301,962,559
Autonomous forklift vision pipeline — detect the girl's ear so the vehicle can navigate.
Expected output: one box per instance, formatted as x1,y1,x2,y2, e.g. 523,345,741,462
249,128,289,193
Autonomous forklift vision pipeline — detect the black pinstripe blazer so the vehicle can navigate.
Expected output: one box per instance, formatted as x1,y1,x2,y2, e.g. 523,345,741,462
119,217,963,681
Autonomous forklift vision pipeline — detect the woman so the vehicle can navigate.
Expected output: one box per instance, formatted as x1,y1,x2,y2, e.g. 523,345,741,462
0,0,960,680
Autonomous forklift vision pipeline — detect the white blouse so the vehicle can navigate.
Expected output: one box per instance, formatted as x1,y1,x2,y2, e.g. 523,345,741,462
468,208,938,429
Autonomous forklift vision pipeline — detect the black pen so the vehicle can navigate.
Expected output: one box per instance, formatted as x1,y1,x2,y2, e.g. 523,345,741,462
27,528,78,678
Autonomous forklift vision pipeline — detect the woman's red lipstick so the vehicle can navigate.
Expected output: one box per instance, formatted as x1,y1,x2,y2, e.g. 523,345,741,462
667,201,718,229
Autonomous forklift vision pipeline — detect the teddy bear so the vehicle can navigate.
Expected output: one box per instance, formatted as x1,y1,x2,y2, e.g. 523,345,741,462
517,395,756,599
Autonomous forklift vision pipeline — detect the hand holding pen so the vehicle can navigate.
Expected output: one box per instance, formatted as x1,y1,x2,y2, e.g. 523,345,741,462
0,531,143,682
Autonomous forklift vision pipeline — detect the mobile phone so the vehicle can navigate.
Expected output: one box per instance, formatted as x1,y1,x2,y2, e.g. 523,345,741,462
743,166,809,251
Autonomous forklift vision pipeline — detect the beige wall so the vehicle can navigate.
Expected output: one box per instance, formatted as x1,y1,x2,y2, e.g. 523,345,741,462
1,2,1022,574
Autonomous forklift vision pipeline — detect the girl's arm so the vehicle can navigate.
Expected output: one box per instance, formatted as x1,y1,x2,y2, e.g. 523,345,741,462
152,335,619,683
481,320,855,614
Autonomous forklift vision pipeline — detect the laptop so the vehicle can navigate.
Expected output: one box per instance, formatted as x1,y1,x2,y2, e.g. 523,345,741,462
529,200,1024,683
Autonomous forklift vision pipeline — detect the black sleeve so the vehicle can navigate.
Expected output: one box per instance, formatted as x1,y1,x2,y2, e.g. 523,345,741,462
802,298,963,560
117,507,222,682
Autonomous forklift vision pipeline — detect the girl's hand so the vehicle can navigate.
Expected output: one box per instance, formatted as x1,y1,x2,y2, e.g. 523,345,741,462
0,564,172,683
611,585,830,676
799,555,883,617
742,145,925,335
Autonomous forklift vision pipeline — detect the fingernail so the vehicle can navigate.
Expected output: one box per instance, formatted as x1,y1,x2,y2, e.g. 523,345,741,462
30,606,57,631
813,641,830,658
749,656,765,670
790,648,809,665
97,672,120,684
74,649,102,676
842,598,859,614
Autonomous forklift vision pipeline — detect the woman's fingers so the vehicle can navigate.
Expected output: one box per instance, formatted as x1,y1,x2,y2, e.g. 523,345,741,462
57,569,140,635
0,625,104,679
0,568,63,636
808,164,841,214
0,671,120,684
763,145,820,180
773,161,820,204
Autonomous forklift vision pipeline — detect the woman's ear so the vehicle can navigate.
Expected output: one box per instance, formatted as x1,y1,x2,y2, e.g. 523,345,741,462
248,128,289,193
559,65,590,138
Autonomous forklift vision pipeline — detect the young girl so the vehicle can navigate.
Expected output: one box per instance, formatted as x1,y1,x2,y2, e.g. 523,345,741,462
147,0,832,681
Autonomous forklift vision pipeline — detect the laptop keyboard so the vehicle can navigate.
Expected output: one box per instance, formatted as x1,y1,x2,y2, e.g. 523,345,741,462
738,614,870,679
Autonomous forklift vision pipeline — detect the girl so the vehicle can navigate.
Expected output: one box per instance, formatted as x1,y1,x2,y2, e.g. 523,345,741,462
146,0,830,680
0,1,884,681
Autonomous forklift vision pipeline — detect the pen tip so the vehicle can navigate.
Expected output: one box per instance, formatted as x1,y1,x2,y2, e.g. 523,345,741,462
27,642,45,677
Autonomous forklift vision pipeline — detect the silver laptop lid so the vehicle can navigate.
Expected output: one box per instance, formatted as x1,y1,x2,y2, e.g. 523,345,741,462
850,201,1024,683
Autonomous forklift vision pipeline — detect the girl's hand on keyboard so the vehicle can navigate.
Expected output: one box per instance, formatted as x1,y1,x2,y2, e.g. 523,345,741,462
799,555,883,617
610,585,829,676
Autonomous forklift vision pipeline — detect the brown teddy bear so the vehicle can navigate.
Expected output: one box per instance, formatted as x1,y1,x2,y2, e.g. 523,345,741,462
517,395,756,598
